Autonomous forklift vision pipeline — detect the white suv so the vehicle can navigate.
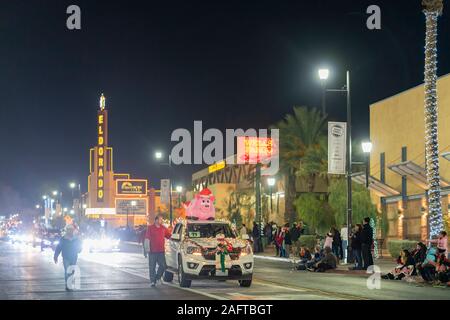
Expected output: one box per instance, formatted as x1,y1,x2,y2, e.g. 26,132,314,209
163,219,254,288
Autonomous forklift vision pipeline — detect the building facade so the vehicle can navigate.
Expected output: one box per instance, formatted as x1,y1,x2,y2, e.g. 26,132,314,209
370,73,450,243
85,94,155,228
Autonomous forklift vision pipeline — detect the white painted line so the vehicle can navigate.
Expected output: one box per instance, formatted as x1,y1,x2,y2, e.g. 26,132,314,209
254,255,298,263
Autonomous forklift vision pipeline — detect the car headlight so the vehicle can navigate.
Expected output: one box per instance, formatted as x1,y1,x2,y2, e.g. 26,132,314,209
43,240,51,245
185,246,202,256
240,244,252,256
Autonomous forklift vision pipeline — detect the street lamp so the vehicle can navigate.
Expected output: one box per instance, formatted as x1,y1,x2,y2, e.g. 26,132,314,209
176,185,183,207
318,68,330,114
318,68,352,247
267,178,276,213
127,200,137,229
154,150,174,224
35,204,40,209
42,195,47,200
362,141,373,188
69,182,76,189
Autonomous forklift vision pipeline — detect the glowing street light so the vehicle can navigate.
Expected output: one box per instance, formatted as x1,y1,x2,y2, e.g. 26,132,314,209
267,178,276,187
362,141,373,188
318,68,330,80
362,141,373,154
52,190,58,196
69,182,76,189
155,151,163,160
63,208,68,213
35,204,41,209
42,195,48,200
176,185,183,193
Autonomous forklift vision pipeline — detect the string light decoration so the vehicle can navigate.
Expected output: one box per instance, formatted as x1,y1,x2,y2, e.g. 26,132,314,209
422,0,445,238
370,218,378,259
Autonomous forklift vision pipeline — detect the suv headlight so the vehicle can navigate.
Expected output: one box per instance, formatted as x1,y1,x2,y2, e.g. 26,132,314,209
185,246,202,256
240,244,252,256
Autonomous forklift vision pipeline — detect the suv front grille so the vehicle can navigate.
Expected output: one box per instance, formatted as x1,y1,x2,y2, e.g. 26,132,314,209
202,247,241,261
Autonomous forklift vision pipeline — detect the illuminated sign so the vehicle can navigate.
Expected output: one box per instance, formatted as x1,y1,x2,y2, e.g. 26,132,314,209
116,179,148,196
237,137,277,164
85,208,116,216
208,161,226,173
97,94,108,202
115,199,147,215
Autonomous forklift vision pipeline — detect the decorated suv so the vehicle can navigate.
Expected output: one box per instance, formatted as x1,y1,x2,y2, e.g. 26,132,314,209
163,188,253,288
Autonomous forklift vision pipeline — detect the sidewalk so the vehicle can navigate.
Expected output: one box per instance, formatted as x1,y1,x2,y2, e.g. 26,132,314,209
255,245,397,274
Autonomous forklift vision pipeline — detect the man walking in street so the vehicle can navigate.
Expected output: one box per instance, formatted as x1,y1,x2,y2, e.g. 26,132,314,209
361,217,374,270
144,215,172,287
53,224,82,291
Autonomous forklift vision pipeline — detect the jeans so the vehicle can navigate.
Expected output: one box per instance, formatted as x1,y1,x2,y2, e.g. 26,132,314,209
148,252,166,283
361,243,373,269
341,240,348,261
420,265,436,282
63,258,78,288
353,249,363,269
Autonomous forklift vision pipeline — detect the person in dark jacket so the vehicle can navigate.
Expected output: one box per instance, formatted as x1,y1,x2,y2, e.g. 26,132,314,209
296,247,312,270
382,250,415,280
308,247,337,272
361,217,374,270
349,224,363,270
412,242,427,275
283,224,292,257
252,222,262,253
53,224,82,291
331,227,342,260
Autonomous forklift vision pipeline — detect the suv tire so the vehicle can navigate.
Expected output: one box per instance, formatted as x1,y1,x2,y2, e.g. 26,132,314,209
178,257,192,288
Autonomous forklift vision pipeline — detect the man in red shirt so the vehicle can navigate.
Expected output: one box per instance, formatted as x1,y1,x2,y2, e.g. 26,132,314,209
144,215,172,287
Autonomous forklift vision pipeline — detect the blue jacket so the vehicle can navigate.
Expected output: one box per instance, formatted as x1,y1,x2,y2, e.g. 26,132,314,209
54,236,82,263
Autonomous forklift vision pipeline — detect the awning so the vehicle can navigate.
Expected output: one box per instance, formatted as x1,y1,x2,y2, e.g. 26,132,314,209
351,172,400,197
388,160,449,189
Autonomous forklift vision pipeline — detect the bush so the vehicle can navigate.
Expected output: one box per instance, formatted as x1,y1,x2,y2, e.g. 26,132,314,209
387,240,417,258
299,235,317,251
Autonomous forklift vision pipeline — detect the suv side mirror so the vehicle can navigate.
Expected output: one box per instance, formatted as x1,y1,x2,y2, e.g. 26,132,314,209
171,233,181,241
241,234,249,240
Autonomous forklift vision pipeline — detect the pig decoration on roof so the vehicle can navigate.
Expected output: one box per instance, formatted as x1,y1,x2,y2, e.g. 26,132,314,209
183,188,215,221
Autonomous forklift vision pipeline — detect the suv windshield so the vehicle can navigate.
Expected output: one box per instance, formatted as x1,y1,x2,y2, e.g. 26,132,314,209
186,223,235,239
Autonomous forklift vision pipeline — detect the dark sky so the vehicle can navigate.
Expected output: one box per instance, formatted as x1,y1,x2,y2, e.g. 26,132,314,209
1,0,450,212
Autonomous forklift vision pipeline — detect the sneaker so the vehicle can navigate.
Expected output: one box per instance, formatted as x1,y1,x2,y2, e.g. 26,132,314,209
150,282,156,287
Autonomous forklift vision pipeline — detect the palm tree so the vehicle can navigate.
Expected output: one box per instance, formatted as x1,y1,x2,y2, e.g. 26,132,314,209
422,0,445,237
271,106,327,223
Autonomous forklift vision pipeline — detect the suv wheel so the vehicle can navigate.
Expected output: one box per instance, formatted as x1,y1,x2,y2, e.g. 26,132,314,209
163,271,174,282
178,258,192,288
239,278,252,287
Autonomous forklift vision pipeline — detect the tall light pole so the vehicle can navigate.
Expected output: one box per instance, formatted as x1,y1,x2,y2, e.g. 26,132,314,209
176,185,183,208
318,69,353,244
362,141,373,188
155,150,174,224
318,68,330,114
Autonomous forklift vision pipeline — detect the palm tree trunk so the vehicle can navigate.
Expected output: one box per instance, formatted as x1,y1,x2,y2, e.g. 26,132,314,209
285,171,297,223
423,0,445,238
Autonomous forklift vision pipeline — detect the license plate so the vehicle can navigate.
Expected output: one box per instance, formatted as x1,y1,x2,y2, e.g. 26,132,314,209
215,269,228,276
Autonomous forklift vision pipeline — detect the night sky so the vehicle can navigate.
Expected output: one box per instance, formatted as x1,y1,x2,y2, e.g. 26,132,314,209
1,0,449,213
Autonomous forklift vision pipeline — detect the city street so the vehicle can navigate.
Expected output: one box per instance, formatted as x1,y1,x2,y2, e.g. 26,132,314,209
1,241,448,300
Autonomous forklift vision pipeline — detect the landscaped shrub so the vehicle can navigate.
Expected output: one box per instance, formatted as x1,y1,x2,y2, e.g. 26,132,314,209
299,235,318,250
387,240,417,258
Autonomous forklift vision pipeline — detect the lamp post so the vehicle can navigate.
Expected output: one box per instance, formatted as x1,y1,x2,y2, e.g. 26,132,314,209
69,182,82,224
318,68,330,114
176,185,183,207
155,150,174,224
318,69,353,245
362,141,373,188
267,177,276,213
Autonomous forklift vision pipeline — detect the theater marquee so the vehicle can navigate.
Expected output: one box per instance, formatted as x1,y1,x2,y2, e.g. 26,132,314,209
116,179,148,196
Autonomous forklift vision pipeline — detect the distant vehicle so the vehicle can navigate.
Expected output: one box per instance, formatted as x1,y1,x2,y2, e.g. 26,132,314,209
83,236,120,253
164,219,253,288
36,228,61,251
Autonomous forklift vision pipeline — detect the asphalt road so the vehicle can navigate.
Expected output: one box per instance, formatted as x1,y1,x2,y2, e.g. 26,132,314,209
1,241,449,300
